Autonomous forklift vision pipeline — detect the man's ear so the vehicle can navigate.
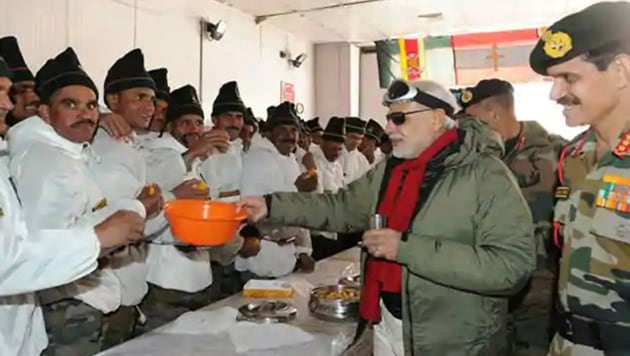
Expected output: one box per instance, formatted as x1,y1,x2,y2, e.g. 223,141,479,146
432,109,446,131
105,93,118,111
611,54,630,89
39,105,51,123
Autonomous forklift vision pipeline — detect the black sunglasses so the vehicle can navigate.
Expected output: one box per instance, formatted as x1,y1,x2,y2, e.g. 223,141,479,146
386,108,432,125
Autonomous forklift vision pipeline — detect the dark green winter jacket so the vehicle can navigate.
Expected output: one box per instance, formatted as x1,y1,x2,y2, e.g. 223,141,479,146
267,119,536,355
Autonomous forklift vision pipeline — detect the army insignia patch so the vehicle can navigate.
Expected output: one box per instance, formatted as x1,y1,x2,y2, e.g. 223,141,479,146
613,131,630,157
541,31,573,59
597,174,630,211
555,186,570,199
92,198,108,212
461,89,473,104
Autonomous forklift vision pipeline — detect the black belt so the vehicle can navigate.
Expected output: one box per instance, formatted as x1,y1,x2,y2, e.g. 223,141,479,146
554,309,630,351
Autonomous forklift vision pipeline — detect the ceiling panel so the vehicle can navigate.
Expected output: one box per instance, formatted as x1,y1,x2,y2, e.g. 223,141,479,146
218,0,617,43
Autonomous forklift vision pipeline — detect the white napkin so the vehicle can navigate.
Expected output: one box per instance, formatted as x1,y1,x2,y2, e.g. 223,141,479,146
228,322,315,353
161,306,238,335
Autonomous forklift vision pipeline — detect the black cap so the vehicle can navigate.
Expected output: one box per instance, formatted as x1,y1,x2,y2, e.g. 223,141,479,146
0,57,14,80
259,119,268,132
104,49,155,96
297,117,309,134
459,79,513,108
244,107,258,127
305,117,323,133
267,101,300,130
266,105,276,120
322,116,346,143
345,116,366,135
0,36,33,82
166,85,203,121
35,48,98,103
149,68,170,101
530,2,630,75
365,119,385,143
212,81,245,116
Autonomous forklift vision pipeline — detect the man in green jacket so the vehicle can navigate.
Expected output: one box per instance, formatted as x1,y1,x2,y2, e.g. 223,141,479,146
239,79,536,356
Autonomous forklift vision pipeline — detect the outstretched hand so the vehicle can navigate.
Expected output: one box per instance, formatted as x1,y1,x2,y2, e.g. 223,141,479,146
236,196,268,223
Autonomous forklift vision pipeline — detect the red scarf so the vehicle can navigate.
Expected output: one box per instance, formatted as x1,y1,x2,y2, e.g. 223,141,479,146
359,128,459,322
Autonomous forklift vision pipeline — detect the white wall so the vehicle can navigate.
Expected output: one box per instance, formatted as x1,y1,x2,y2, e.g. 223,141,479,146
314,42,360,126
0,0,315,120
359,52,387,127
359,51,585,139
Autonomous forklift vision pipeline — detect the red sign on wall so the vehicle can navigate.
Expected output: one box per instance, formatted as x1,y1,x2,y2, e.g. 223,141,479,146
280,81,295,103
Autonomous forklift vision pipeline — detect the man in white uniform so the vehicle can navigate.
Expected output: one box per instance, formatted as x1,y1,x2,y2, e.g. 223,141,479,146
240,107,258,152
9,47,150,356
147,68,169,135
140,84,257,331
0,56,145,356
197,81,261,293
360,119,386,166
341,116,371,184
0,36,39,127
91,48,168,349
310,116,346,260
239,101,315,279
305,117,323,147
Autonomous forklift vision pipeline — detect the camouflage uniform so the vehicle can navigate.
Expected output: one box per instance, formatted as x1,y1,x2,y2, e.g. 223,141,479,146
42,299,104,356
101,306,138,351
549,131,630,355
134,280,222,335
527,2,630,355
502,121,567,356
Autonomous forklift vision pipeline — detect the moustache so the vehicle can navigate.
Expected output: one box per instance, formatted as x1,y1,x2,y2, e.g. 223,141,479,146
556,95,581,106
71,119,96,128
226,126,241,131
24,100,40,108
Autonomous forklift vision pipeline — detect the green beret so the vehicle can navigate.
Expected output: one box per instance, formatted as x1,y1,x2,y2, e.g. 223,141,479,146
460,79,513,108
530,1,630,75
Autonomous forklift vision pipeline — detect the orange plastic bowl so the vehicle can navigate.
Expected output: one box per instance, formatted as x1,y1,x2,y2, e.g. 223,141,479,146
164,200,246,246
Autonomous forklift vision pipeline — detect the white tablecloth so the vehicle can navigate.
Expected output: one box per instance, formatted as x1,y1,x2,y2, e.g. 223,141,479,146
97,248,362,356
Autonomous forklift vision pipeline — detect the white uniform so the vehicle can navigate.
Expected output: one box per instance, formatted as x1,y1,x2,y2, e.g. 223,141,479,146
294,146,308,171
373,148,386,167
142,133,213,292
340,147,371,185
91,129,170,306
8,117,145,313
238,135,312,277
198,139,244,203
0,139,103,356
197,138,247,265
311,145,344,240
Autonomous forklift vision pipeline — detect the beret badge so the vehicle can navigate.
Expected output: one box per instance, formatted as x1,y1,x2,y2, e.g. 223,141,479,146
542,30,573,59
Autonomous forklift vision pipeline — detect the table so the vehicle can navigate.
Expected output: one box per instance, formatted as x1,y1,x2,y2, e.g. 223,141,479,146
98,247,362,356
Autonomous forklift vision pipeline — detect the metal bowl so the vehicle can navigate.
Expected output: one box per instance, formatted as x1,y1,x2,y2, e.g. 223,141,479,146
338,274,361,286
237,300,297,323
309,284,360,322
